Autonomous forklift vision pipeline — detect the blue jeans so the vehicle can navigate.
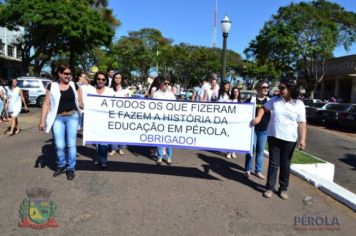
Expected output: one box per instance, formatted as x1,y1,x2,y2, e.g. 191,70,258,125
157,146,172,160
52,112,79,170
96,144,108,164
245,130,267,173
108,144,125,152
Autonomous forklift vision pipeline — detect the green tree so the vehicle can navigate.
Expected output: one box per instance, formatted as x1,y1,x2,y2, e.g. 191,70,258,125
0,0,119,75
245,0,356,97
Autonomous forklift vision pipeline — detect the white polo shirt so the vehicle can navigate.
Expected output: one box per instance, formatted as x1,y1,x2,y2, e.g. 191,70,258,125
264,96,306,142
153,89,176,100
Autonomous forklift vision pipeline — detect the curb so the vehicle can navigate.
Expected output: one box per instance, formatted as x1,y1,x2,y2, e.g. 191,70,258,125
264,150,356,211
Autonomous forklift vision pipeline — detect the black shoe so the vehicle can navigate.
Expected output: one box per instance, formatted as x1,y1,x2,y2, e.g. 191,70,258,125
53,167,66,177
66,170,75,180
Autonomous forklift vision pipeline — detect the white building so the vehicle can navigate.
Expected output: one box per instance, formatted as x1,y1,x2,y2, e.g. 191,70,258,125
0,26,24,79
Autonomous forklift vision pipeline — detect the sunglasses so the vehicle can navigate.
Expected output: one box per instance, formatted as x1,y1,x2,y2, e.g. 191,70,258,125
278,85,286,91
261,86,269,89
97,78,106,81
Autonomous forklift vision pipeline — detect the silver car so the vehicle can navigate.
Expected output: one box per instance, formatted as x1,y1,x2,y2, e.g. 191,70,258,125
16,77,52,107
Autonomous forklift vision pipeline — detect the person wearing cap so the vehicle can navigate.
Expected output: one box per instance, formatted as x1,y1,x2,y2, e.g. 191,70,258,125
251,77,306,200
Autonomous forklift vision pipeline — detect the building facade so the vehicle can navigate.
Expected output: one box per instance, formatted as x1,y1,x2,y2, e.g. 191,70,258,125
0,27,23,80
316,54,356,103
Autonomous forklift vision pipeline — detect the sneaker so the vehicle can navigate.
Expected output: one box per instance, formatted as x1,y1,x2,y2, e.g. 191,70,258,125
263,190,273,198
66,170,75,180
101,162,108,169
226,153,232,159
94,160,100,166
245,171,251,178
279,191,288,200
232,152,237,158
53,167,66,177
166,159,172,166
108,150,116,156
118,149,124,155
156,158,162,166
255,172,266,180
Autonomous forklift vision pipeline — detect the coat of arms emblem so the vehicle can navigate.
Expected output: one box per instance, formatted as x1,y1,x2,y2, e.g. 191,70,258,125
19,188,59,229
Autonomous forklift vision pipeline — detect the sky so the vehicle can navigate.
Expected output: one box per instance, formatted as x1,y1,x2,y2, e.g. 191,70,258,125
108,0,356,58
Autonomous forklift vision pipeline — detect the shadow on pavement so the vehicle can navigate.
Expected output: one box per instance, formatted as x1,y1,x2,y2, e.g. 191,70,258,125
77,145,96,161
34,139,56,170
75,159,220,180
126,145,156,161
339,154,356,170
197,153,265,193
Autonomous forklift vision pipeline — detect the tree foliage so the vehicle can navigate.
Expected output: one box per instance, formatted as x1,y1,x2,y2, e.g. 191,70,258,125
245,0,356,97
0,0,119,75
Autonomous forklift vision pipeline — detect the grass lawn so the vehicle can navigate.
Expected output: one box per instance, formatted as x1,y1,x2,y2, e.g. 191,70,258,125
291,149,326,164
265,144,325,164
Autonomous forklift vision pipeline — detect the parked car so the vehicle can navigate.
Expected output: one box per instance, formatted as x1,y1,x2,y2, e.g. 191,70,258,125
240,90,257,102
180,89,194,101
131,90,146,99
303,98,324,107
22,89,30,106
337,104,356,129
315,103,351,126
16,77,52,107
306,102,329,122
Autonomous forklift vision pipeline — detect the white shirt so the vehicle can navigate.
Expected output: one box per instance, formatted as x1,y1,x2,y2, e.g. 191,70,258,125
153,89,176,100
198,82,210,100
218,94,230,102
88,86,114,96
114,88,130,97
205,87,219,102
264,96,306,142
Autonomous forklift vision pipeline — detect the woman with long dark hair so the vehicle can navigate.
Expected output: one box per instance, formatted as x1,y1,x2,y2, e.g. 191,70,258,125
226,86,241,158
39,65,83,180
252,78,306,200
108,72,129,156
218,80,230,102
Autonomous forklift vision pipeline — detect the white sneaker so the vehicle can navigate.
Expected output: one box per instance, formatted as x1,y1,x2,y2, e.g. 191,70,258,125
108,150,116,156
226,153,232,159
119,149,124,155
232,152,237,158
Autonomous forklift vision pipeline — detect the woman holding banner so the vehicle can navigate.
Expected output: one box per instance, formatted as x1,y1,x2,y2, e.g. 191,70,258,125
226,86,241,158
39,65,83,180
108,72,130,156
252,78,306,200
218,80,231,102
245,80,270,179
90,72,115,168
153,75,176,165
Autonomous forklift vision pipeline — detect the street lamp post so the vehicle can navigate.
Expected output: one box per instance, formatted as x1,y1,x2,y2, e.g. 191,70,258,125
221,16,231,84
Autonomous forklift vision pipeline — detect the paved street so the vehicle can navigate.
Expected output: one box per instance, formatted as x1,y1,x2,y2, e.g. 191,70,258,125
0,108,355,235
304,125,356,193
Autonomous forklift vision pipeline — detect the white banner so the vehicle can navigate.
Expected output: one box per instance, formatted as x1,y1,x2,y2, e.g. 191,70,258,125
83,94,255,154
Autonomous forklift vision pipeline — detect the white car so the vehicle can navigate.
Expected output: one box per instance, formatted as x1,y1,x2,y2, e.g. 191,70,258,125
16,77,52,107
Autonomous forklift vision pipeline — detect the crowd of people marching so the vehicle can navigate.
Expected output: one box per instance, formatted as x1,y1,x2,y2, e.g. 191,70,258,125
3,64,307,200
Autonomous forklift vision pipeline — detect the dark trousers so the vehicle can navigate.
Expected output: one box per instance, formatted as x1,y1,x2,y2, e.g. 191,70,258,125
266,136,297,191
